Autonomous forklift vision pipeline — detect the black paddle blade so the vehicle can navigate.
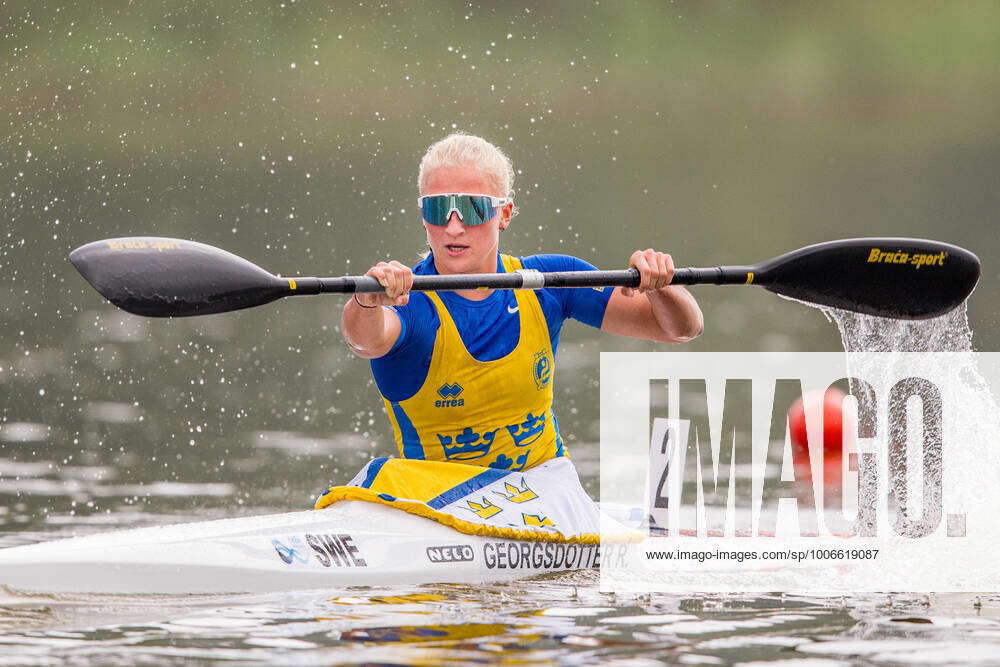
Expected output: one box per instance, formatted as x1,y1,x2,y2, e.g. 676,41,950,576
756,238,981,320
69,237,291,317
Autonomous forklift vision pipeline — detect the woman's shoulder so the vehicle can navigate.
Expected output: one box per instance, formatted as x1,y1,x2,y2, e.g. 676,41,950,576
518,253,599,272
412,252,436,275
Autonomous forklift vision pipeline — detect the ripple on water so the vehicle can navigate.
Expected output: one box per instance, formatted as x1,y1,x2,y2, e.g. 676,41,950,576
798,638,1000,663
0,423,51,443
252,430,367,454
0,479,234,499
0,538,995,663
83,402,142,424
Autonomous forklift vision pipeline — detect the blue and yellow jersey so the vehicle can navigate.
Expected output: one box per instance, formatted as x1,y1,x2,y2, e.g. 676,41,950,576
370,252,613,471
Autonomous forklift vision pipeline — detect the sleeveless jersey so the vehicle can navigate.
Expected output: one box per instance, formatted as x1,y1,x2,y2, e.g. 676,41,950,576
382,254,564,471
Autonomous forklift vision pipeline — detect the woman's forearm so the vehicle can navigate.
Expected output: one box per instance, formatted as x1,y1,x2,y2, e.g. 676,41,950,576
646,285,704,342
341,299,400,358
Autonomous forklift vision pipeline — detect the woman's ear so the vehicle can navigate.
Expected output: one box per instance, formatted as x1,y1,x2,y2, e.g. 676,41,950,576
500,201,513,229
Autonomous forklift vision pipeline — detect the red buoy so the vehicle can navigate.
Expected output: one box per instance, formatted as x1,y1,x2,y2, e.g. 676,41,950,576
788,387,847,486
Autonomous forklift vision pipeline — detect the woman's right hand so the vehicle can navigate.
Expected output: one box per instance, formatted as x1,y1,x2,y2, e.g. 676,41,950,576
355,261,414,308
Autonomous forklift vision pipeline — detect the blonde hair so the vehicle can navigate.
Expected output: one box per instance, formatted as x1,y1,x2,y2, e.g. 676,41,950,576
418,133,515,204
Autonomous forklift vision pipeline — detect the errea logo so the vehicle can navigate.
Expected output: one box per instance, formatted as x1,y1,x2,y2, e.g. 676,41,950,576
435,382,465,408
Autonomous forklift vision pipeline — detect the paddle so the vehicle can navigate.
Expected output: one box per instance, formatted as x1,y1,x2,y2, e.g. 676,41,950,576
68,237,980,320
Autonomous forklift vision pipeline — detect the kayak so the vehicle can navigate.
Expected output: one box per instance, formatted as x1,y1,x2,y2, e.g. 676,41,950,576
0,501,602,595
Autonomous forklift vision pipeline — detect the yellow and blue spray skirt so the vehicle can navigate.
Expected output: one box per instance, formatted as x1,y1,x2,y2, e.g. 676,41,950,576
315,456,599,543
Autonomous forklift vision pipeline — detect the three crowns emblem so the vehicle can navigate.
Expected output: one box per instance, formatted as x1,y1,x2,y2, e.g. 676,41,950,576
522,513,555,528
494,477,538,504
463,496,502,519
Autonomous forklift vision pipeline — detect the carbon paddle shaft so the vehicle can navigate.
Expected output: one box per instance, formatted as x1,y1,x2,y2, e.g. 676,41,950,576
289,269,643,294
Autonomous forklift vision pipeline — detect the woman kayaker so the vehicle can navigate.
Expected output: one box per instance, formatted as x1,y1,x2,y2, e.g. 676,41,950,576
318,133,702,539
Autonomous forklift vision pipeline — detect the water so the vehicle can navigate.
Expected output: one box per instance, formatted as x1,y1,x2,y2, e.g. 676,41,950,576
4,0,999,659
826,305,1000,545
3,310,1000,663
2,577,998,663
1,273,993,660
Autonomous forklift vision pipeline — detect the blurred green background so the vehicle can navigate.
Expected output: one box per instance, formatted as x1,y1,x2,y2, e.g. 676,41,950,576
1,1,998,521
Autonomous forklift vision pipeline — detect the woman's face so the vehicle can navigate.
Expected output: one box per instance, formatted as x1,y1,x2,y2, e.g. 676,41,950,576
421,164,512,275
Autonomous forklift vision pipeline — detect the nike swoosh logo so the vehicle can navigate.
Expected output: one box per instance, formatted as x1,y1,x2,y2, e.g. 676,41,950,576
507,305,519,314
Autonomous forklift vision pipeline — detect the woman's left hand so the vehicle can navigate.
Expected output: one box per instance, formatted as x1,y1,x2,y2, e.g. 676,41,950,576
622,249,675,297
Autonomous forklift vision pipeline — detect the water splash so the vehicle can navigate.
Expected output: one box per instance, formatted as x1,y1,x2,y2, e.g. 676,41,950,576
819,301,1000,586
823,305,973,354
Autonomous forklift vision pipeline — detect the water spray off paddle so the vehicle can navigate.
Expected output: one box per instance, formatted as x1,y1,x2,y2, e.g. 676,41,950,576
784,267,1000,591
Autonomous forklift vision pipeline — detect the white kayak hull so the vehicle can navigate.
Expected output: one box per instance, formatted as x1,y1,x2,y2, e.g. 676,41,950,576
0,501,600,595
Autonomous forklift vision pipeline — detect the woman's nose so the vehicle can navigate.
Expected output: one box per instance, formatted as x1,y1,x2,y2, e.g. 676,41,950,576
445,212,465,233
